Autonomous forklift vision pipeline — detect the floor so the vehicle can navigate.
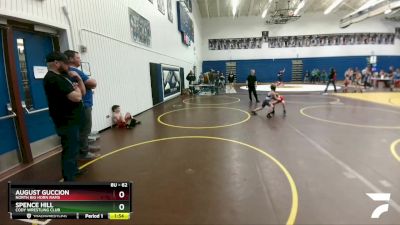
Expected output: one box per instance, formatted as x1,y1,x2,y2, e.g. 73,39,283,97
1,89,400,225
239,84,341,92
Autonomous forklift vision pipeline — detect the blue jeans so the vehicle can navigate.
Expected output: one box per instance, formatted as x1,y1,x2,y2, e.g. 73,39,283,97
56,125,80,181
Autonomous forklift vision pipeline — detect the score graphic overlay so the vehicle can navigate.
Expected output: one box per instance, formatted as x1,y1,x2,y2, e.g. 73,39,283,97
8,182,132,220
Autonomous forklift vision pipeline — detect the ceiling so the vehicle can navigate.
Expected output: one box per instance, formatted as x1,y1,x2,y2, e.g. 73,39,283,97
196,0,372,18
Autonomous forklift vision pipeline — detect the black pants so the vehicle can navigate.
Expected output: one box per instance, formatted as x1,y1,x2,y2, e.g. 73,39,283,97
325,79,337,92
56,125,80,181
248,86,259,101
189,81,195,94
79,107,92,156
364,81,372,88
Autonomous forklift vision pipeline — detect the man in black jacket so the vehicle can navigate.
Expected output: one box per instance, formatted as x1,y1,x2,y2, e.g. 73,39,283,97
43,52,86,181
246,69,259,102
186,70,196,94
324,68,338,93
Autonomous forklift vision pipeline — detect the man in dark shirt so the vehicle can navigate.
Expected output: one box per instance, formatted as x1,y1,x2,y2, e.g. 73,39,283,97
246,69,259,102
277,68,285,84
227,72,235,91
324,68,338,93
43,52,86,181
186,70,196,94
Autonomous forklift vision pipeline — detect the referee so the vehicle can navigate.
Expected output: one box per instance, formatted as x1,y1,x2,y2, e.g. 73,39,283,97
246,69,259,102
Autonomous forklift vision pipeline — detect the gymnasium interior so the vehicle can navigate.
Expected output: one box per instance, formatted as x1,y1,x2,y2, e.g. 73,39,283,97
0,0,400,224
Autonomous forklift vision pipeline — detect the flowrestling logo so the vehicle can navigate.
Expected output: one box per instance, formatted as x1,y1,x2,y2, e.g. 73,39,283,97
366,193,391,219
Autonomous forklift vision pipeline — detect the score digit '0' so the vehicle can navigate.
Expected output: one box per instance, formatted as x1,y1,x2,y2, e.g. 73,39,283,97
119,191,125,199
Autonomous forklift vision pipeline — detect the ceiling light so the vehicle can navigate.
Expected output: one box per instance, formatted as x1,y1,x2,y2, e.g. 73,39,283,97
357,0,385,12
324,0,344,15
232,0,240,16
261,0,273,18
294,0,305,16
262,9,268,18
384,8,392,14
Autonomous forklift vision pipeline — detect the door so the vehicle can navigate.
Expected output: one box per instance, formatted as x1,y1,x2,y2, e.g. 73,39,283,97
150,63,163,105
13,30,59,157
292,60,303,82
0,30,21,172
179,67,185,94
226,62,237,82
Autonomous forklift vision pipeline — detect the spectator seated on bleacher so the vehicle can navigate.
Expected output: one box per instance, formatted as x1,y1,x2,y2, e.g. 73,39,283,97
303,70,310,83
320,70,327,83
395,69,400,83
343,68,353,93
393,68,400,90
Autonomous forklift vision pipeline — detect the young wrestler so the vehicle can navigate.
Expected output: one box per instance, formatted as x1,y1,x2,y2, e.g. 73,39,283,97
251,84,283,119
271,92,286,116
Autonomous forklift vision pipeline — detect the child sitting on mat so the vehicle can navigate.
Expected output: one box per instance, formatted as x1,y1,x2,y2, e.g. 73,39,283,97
112,105,141,129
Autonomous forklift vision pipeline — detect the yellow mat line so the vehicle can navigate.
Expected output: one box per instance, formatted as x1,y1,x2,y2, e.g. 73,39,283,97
79,136,299,225
390,139,400,162
334,92,400,108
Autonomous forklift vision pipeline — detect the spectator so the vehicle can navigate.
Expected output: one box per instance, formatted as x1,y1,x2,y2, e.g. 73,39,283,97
218,72,225,88
363,65,373,89
304,70,310,83
388,67,395,91
321,70,327,83
353,67,359,82
186,70,196,83
311,68,320,84
277,68,285,85
208,70,216,84
324,68,337,93
198,73,204,84
394,68,400,89
186,70,196,94
43,52,85,181
64,50,99,160
227,72,235,91
203,73,209,84
343,68,352,93
379,69,386,78
354,69,363,93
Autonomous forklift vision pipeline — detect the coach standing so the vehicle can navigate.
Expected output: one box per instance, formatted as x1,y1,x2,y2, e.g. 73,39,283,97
246,69,259,102
43,52,86,181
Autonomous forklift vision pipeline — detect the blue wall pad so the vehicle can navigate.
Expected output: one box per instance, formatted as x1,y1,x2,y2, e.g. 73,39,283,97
203,55,400,82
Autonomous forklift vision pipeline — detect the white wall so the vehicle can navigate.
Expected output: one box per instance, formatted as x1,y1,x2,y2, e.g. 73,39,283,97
202,12,400,61
0,0,203,131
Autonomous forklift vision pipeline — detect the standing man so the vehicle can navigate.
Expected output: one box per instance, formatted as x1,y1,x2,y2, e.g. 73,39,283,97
227,72,235,91
246,69,259,102
277,68,285,85
186,70,196,95
324,68,338,93
64,50,99,160
43,52,85,181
